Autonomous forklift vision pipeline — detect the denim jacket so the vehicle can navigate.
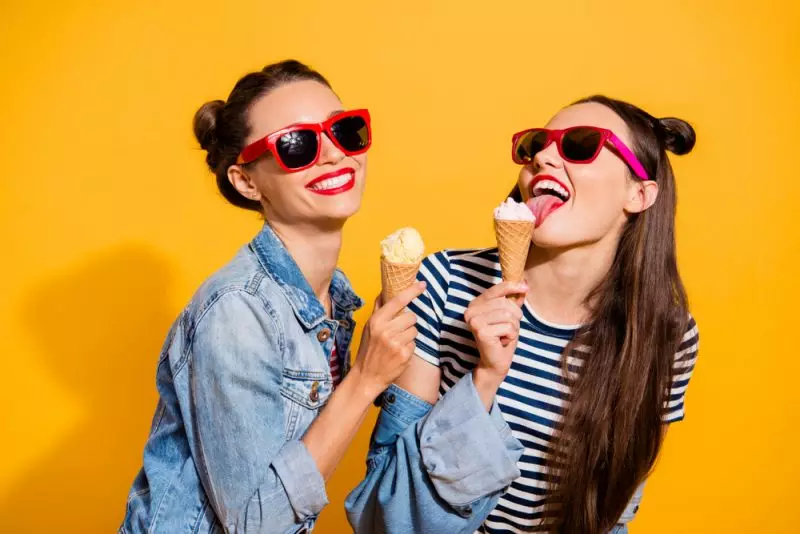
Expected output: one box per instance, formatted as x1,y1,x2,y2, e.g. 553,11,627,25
345,374,645,534
345,373,525,533
120,224,363,534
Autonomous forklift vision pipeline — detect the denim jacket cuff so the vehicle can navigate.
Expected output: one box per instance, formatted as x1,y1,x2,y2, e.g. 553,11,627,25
368,384,434,464
272,440,329,520
381,384,434,423
418,372,524,506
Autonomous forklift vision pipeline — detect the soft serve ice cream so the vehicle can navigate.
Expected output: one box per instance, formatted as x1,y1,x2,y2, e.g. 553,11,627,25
494,197,536,222
493,198,535,293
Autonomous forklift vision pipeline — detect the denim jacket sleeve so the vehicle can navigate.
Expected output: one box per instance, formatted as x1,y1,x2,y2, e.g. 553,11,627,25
189,290,326,533
345,372,524,534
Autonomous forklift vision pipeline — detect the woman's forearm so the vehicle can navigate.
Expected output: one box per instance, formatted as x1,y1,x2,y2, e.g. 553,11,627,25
302,366,379,480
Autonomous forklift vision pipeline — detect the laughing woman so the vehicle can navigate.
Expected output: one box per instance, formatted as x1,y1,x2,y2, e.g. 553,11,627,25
120,60,424,534
346,95,699,534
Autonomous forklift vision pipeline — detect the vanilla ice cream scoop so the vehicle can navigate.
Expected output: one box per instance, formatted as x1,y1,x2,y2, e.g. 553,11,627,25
494,197,535,221
381,227,425,264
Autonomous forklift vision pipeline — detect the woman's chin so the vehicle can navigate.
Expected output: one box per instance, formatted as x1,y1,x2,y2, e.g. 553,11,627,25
531,225,580,250
312,206,361,227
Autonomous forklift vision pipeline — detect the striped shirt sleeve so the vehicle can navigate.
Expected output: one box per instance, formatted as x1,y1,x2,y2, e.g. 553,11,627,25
664,315,700,423
408,251,451,367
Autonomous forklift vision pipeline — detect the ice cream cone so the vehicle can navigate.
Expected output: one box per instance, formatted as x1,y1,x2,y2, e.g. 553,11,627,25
381,257,421,302
494,218,534,284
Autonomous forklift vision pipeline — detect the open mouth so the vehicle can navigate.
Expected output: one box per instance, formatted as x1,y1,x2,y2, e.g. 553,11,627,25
531,178,570,202
527,176,570,226
305,168,356,196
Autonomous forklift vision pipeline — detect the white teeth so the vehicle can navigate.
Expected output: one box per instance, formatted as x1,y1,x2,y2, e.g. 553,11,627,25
533,179,569,199
309,173,352,191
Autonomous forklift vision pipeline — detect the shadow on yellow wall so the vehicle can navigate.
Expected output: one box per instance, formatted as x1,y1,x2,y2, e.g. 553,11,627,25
0,247,173,532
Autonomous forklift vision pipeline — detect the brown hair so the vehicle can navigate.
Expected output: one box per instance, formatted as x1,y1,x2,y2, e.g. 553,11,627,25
511,95,696,533
193,60,331,211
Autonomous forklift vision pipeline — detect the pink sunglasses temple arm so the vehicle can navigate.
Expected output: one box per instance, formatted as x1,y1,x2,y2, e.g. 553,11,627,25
608,133,650,180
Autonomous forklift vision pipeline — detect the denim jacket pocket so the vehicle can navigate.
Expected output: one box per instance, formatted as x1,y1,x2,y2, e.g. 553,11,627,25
281,369,333,439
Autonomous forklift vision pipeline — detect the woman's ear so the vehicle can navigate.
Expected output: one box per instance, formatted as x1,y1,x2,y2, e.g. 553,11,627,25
227,165,262,202
624,180,659,214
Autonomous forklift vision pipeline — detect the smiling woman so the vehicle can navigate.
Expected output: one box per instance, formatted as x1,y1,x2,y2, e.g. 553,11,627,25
118,60,424,534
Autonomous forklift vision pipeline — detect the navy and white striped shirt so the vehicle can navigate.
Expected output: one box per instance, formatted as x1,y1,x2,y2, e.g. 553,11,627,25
409,248,699,533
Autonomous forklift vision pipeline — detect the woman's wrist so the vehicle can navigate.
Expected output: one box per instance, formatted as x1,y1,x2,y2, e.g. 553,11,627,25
472,366,505,411
345,363,386,406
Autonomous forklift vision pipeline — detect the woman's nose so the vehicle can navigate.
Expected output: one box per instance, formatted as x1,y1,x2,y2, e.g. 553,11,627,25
317,133,345,166
532,141,563,172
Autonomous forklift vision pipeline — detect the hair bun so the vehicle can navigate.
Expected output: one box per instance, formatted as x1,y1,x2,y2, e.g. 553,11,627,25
657,117,696,155
193,100,225,153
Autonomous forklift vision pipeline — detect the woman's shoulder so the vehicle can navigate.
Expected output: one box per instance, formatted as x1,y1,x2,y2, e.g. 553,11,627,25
416,247,501,298
679,312,700,354
184,245,283,328
421,247,499,271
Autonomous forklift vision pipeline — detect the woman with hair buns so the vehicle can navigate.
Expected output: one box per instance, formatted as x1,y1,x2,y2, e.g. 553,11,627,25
347,96,700,534
120,60,424,534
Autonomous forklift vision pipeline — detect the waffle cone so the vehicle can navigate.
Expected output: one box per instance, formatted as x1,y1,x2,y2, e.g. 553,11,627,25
381,257,421,302
494,218,534,283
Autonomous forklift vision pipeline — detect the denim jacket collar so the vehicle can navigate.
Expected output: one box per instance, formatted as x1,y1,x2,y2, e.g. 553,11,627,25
250,223,364,329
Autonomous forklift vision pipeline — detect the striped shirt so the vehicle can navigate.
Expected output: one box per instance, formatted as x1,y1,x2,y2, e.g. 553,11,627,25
409,248,699,534
330,342,343,388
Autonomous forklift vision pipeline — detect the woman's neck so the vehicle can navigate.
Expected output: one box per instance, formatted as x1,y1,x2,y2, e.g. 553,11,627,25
268,220,342,312
524,233,618,325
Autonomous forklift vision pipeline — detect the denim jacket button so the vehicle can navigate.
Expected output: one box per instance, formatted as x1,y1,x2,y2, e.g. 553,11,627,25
317,328,331,342
310,381,320,402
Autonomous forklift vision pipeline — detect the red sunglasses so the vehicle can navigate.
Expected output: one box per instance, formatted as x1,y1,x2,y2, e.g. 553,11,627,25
511,126,650,180
237,109,371,171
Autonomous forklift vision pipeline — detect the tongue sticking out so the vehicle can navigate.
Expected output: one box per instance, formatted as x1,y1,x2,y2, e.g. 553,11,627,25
526,195,564,227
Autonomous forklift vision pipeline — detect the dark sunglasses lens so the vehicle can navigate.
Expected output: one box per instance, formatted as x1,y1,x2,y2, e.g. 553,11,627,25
331,115,370,153
276,130,318,169
562,127,603,161
514,130,549,162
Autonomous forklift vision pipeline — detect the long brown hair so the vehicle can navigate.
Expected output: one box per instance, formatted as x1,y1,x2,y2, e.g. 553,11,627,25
511,95,696,533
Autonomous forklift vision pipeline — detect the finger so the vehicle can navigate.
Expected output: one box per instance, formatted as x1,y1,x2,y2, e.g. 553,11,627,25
466,297,523,323
480,281,529,302
467,314,487,333
477,309,521,326
499,327,520,346
385,310,418,334
473,297,524,319
475,322,516,343
394,325,418,346
378,281,427,319
501,297,525,318
465,296,504,322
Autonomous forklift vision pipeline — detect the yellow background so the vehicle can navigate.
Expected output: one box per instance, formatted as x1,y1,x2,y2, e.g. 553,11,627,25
1,1,797,532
